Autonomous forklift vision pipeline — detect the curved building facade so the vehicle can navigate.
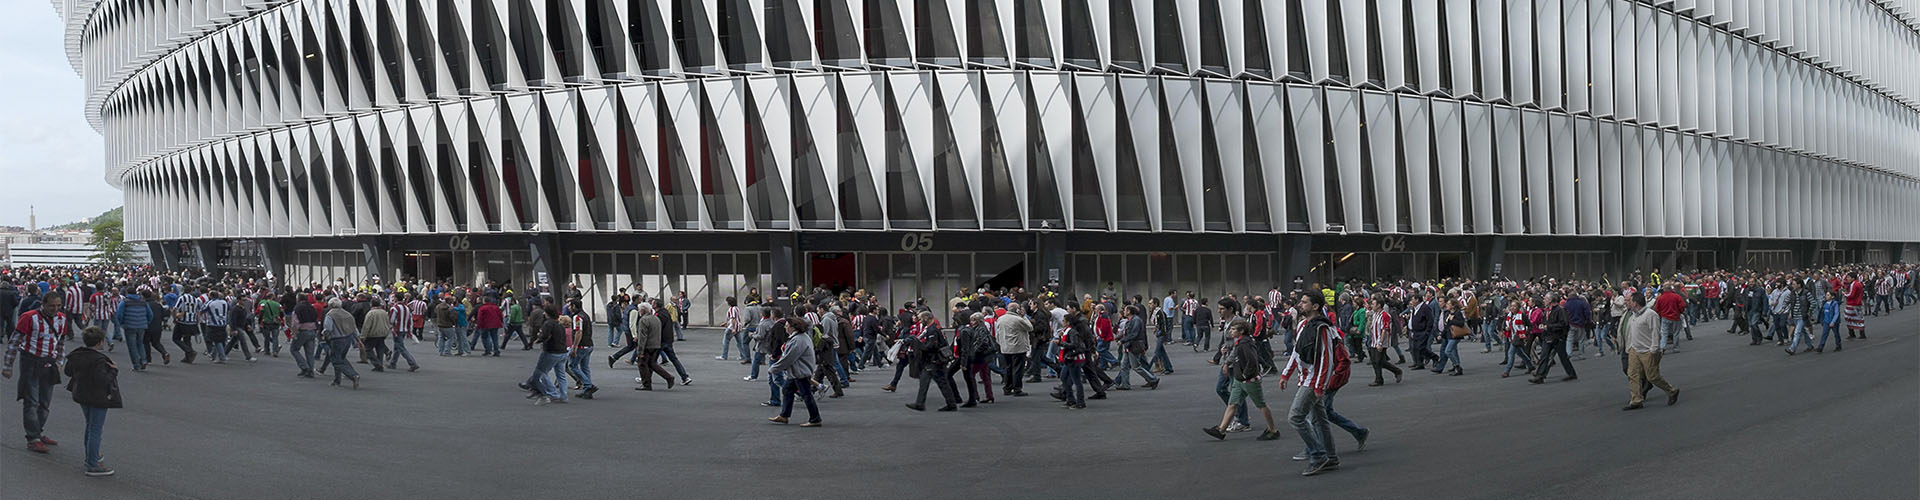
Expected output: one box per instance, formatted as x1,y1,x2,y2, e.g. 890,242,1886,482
62,0,1920,322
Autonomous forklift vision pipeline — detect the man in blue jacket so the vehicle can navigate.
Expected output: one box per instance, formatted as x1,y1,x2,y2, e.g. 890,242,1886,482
114,289,153,371
1564,293,1593,359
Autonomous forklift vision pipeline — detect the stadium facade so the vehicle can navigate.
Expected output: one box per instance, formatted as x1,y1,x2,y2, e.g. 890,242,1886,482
61,0,1920,325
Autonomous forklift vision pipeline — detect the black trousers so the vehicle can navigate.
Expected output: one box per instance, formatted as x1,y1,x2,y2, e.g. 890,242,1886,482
173,323,201,355
1000,353,1028,392
1532,336,1577,379
915,366,960,407
1369,347,1402,383
1409,333,1435,366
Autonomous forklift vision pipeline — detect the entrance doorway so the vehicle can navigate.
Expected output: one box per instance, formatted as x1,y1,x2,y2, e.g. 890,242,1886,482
809,253,858,294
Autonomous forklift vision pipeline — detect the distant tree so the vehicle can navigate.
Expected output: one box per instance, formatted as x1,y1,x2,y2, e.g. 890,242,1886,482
88,218,135,265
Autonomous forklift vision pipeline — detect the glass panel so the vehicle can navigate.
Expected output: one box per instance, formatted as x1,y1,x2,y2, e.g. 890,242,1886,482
1331,252,1370,282
1099,254,1123,302
1176,254,1200,298
891,253,918,310
975,252,1026,292
863,253,889,305
1223,254,1246,299
1123,254,1149,302
919,254,946,308
713,253,739,323
1072,254,1098,299
1199,254,1224,297
684,253,711,325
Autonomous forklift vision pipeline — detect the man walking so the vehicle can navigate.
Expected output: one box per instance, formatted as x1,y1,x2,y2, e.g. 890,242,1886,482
1620,292,1678,410
995,304,1032,397
4,294,72,454
630,303,675,391
1112,305,1159,390
1530,293,1578,385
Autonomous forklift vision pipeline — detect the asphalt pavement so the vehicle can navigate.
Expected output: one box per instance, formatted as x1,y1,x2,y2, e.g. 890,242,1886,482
4,308,1916,500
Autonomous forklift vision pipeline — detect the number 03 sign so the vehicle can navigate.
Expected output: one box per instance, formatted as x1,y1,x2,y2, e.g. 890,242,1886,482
899,233,935,252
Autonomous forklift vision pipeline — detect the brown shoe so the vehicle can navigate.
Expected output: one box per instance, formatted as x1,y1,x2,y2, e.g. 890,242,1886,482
768,416,789,424
882,385,896,392
799,421,821,427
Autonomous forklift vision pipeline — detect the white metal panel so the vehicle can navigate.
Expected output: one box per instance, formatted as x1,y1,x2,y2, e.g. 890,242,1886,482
1410,0,1443,95
1521,109,1553,235
1400,95,1435,233
1338,0,1370,85
1574,117,1601,235
1376,0,1409,90
1463,102,1495,233
792,73,844,229
1326,88,1364,230
1119,75,1161,228
935,71,984,226
888,71,936,227
1248,82,1290,227
747,74,796,229
1505,0,1534,105
1477,0,1507,102
1164,77,1205,230
1300,0,1332,83
1537,0,1565,110
1076,73,1121,229
984,71,1029,224
1032,72,1075,225
1549,113,1577,234
1588,0,1613,116
1205,80,1246,231
1288,84,1329,230
1363,91,1400,232
703,78,753,229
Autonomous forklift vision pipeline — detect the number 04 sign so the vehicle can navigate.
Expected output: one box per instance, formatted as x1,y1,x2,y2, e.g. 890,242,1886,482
899,233,935,252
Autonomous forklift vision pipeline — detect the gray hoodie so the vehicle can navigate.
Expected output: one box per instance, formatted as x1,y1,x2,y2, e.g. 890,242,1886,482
771,332,815,379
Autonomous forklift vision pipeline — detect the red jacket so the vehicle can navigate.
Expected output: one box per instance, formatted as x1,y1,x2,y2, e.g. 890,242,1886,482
1653,291,1686,321
475,303,504,329
1094,315,1115,342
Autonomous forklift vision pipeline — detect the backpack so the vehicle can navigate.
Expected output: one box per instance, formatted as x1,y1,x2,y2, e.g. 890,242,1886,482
1327,332,1354,392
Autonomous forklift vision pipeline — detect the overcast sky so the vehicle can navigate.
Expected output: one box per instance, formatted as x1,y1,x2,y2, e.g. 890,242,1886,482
0,3,118,228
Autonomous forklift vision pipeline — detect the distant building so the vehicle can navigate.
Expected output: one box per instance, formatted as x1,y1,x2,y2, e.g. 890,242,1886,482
0,232,149,267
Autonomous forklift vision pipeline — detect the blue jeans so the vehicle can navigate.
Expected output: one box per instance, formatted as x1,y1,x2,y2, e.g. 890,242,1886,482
749,351,766,379
81,405,107,468
1181,317,1196,344
17,353,56,441
124,327,149,368
1288,386,1330,461
1320,389,1365,449
1769,313,1789,340
1658,318,1685,350
1213,371,1249,426
326,336,358,383
1594,322,1617,353
766,373,786,405
659,345,689,379
567,346,595,389
1503,340,1533,374
608,324,628,347
1058,361,1085,405
435,326,454,355
389,333,418,369
779,377,819,422
1786,319,1814,351
291,330,318,373
1432,338,1461,371
1095,340,1117,369
208,342,229,362
1115,350,1159,387
526,352,568,399
737,330,754,362
1816,323,1843,350
1149,341,1173,372
720,328,741,359
478,328,500,355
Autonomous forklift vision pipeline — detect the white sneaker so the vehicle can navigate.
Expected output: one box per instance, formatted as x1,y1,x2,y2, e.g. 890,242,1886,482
634,377,648,383
715,356,726,360
1227,422,1253,433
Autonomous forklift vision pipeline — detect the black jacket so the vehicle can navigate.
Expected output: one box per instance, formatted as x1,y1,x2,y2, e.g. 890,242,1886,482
64,347,122,409
1410,302,1437,334
1121,316,1149,354
1543,306,1571,340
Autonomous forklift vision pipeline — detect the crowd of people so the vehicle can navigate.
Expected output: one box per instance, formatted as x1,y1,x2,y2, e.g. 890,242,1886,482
3,260,1913,477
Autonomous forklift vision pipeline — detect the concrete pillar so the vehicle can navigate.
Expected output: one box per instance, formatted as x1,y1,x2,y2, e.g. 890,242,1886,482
1281,234,1314,287
147,241,172,273
1625,238,1651,279
1479,236,1508,279
361,238,389,284
1893,242,1908,264
194,240,223,278
1037,232,1067,289
769,233,798,311
526,235,567,303
259,239,289,284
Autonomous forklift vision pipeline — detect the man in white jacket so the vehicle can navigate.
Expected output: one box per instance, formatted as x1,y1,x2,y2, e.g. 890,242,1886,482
1621,292,1679,411
994,304,1033,397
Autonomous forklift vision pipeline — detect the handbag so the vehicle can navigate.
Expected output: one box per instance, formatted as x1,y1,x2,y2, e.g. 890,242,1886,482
1448,324,1472,339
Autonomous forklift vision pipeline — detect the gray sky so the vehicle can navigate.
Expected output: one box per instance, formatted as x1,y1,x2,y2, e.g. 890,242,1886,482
0,3,117,228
